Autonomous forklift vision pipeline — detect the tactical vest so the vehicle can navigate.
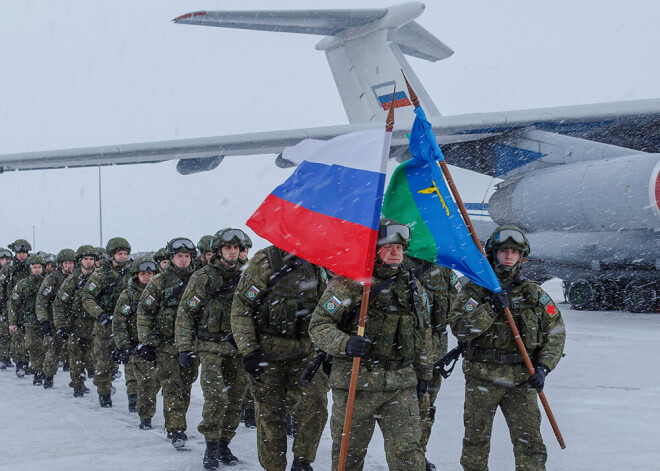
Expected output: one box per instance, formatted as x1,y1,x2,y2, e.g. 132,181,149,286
197,265,241,342
345,270,428,371
465,279,545,364
157,270,188,340
123,279,144,344
44,270,66,319
18,275,43,325
97,263,128,313
2,262,28,305
72,271,94,319
256,247,319,339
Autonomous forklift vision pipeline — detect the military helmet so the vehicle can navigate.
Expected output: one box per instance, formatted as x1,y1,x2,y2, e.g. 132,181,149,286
76,245,98,261
197,235,213,255
243,233,253,249
44,253,57,265
28,254,45,266
212,228,249,251
57,249,76,263
0,247,11,259
106,237,131,256
130,255,158,277
95,247,108,260
167,237,196,258
9,239,31,253
376,219,410,249
484,225,530,258
153,248,168,263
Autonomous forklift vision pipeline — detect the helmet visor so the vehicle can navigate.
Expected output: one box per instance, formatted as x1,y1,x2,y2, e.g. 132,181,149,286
137,261,158,272
169,238,196,252
378,224,410,243
0,250,11,258
221,229,247,244
493,228,525,244
13,244,30,253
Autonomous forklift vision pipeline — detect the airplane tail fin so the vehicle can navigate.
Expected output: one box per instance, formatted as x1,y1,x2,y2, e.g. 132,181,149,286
174,3,452,124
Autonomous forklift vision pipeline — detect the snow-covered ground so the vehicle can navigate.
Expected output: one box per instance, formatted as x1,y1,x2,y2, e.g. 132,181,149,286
1,278,659,470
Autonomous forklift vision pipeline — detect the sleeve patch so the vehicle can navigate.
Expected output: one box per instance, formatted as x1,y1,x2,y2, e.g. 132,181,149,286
539,293,550,305
120,304,131,314
0,273,5,281
41,287,52,297
320,267,328,283
143,295,155,306
87,282,97,292
11,292,19,301
59,292,69,302
462,297,478,313
546,303,557,317
450,273,462,290
244,285,260,300
187,295,201,308
322,295,342,314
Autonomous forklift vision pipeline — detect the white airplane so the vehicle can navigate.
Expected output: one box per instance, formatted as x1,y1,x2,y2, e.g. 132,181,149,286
0,3,658,312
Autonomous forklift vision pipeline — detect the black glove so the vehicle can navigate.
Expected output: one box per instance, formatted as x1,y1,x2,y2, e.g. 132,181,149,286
98,312,113,326
416,379,429,400
133,344,156,362
111,348,122,364
487,290,510,316
40,321,53,336
56,327,70,341
345,335,371,357
243,349,267,379
178,351,196,369
528,363,550,391
118,348,132,364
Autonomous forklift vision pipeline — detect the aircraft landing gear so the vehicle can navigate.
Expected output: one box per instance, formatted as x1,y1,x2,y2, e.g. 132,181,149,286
624,280,658,313
567,278,606,310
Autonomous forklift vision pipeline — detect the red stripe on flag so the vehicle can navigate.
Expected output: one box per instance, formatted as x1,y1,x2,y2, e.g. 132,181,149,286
247,194,378,284
381,98,412,110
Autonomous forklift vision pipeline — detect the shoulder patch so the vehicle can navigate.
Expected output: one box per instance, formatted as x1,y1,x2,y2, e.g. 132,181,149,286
462,297,479,313
120,304,131,315
320,267,328,283
87,282,97,292
59,292,70,301
244,285,260,300
539,293,550,305
0,273,5,281
11,292,19,301
143,294,155,306
450,273,462,290
322,295,341,314
41,286,53,297
187,295,201,308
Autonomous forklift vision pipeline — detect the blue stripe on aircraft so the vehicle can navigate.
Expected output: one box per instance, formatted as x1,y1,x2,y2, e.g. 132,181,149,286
464,202,488,211
495,144,547,176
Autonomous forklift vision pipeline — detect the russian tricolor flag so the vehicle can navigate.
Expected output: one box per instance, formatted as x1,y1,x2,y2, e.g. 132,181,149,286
247,130,391,285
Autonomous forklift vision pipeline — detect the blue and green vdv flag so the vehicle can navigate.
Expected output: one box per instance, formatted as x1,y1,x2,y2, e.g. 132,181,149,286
382,106,501,292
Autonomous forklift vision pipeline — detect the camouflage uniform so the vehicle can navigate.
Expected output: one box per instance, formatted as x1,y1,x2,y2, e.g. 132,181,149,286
0,259,29,365
309,264,432,471
449,276,565,471
9,272,46,376
137,264,198,434
82,259,130,396
404,257,459,454
231,247,329,471
53,267,96,392
176,255,247,445
114,278,159,419
36,268,68,378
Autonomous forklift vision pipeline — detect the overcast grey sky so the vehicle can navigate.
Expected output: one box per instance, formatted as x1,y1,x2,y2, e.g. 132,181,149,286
1,1,658,253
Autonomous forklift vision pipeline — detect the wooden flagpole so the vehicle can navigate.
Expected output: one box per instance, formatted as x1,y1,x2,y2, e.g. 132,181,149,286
402,73,566,449
336,88,398,471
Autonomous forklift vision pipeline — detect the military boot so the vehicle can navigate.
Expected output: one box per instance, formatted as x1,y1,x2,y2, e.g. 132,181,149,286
128,394,137,412
426,458,436,470
33,372,43,386
139,418,152,430
0,358,10,369
203,441,220,469
112,369,122,380
43,375,54,389
87,368,95,378
171,430,187,449
291,458,313,471
62,360,70,372
73,387,85,398
15,362,27,378
243,406,256,428
217,440,239,465
99,393,112,408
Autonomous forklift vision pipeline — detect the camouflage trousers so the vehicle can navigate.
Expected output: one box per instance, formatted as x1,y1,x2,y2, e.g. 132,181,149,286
132,356,160,420
251,353,329,471
92,323,114,395
10,326,27,366
330,387,425,471
25,324,45,374
198,351,248,443
461,374,547,471
43,331,63,377
124,359,137,396
419,366,444,452
156,348,199,433
0,313,11,361
68,319,95,390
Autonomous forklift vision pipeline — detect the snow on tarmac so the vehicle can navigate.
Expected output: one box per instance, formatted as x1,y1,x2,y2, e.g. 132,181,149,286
1,279,658,470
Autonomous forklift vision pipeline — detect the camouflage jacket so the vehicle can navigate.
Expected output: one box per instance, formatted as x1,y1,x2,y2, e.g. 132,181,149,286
176,257,243,355
36,269,67,324
309,264,433,391
230,246,327,361
404,256,459,362
8,273,45,326
81,260,130,322
0,259,29,318
53,268,95,330
113,279,145,351
449,276,566,386
137,265,193,354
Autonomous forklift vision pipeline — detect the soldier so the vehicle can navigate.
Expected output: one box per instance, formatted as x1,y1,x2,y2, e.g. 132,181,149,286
82,237,132,407
44,253,57,273
238,233,252,265
176,228,249,468
36,248,76,389
113,256,159,420
136,237,198,449
8,254,47,384
404,256,459,471
196,235,214,269
238,232,256,428
449,226,566,471
231,245,329,471
53,245,98,397
154,248,169,272
0,247,14,369
309,219,432,471
1,239,32,375
95,247,108,269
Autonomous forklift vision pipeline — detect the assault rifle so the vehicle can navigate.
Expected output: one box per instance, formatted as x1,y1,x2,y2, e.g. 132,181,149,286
221,332,238,350
433,342,466,378
300,349,332,387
